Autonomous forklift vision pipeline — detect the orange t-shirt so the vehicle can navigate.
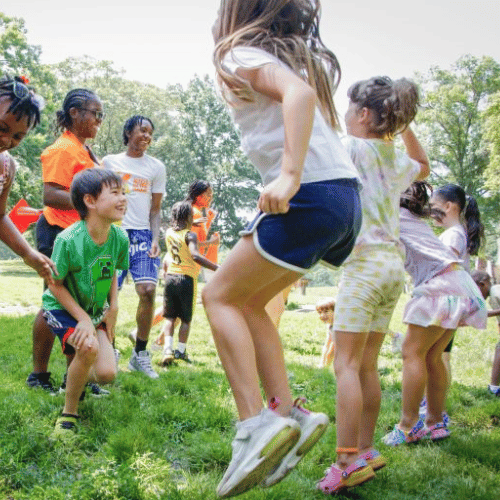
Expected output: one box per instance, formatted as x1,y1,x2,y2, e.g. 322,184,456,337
40,130,96,228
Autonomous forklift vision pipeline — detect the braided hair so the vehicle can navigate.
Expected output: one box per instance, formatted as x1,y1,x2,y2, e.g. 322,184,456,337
0,75,43,128
56,88,98,131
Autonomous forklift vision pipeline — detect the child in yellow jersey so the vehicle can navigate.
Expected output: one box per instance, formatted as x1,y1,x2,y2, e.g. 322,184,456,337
161,201,219,366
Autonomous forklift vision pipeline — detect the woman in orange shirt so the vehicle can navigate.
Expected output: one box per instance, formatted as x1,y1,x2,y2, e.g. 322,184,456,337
26,88,104,393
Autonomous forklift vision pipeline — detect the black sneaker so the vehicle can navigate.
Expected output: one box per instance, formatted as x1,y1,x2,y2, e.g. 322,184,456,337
87,382,110,397
59,373,88,401
26,372,57,394
174,349,192,363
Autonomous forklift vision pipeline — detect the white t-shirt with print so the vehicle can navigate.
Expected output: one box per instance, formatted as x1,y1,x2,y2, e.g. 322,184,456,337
343,137,420,258
221,46,359,186
102,152,166,230
439,224,470,271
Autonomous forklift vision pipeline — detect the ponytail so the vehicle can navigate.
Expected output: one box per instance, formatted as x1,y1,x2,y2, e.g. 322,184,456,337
464,196,484,255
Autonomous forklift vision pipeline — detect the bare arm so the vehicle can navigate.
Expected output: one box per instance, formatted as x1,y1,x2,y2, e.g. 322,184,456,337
487,309,500,318
401,128,430,180
103,272,119,342
43,183,74,210
186,232,219,271
148,192,163,258
236,63,316,214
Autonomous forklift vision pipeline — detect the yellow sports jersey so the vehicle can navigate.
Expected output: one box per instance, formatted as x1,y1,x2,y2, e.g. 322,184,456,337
165,228,199,279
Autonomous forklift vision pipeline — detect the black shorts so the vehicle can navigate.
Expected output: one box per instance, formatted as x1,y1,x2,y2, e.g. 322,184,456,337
36,214,64,258
443,335,455,353
163,274,195,323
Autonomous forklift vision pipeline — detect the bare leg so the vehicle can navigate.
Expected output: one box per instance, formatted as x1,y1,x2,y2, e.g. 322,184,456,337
358,331,386,454
202,235,299,421
334,330,369,468
491,341,500,386
425,329,454,426
32,309,55,373
89,329,117,385
163,318,176,341
178,321,191,344
400,324,446,430
135,282,157,343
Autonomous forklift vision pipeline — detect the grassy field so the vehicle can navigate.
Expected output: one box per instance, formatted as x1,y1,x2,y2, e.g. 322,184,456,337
0,259,499,500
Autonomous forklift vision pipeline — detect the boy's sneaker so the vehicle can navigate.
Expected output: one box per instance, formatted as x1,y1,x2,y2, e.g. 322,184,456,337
488,385,500,396
174,349,192,363
262,397,329,487
216,407,301,498
382,419,427,446
161,347,174,366
128,350,159,379
87,382,110,397
26,372,57,394
52,414,79,441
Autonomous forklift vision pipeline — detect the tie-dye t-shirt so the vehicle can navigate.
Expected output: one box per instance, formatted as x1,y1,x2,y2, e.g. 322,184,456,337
342,136,420,260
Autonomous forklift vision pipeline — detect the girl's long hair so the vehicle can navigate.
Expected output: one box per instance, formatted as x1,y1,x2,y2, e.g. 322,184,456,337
434,184,484,255
400,181,432,218
213,0,341,128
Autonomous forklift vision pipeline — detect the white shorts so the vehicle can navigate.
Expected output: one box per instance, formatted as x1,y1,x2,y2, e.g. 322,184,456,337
334,249,405,333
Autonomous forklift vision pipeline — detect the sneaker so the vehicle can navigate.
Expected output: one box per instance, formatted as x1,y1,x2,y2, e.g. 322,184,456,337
262,398,329,487
418,397,427,420
161,347,174,366
317,459,375,495
216,408,301,498
382,419,427,446
51,414,79,441
26,372,57,394
128,350,159,379
358,449,386,471
174,349,192,363
488,385,500,396
58,373,86,401
87,382,110,397
442,411,450,427
428,422,450,441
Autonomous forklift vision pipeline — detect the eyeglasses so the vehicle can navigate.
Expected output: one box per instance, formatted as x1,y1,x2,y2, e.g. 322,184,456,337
79,108,105,121
4,80,30,101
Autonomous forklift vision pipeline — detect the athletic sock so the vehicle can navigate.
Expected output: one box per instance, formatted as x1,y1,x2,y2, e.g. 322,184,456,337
166,336,174,349
177,342,186,354
135,339,148,353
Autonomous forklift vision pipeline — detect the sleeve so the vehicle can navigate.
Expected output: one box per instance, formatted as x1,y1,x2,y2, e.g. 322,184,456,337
440,227,467,257
41,147,80,188
222,46,281,76
50,234,70,280
115,229,130,271
396,150,421,192
151,160,166,194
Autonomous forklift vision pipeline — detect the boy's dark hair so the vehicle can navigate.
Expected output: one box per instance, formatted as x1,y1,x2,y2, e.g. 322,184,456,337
122,115,154,145
471,269,490,285
170,201,193,230
400,181,432,217
0,75,43,128
56,88,99,131
185,180,211,203
70,169,122,220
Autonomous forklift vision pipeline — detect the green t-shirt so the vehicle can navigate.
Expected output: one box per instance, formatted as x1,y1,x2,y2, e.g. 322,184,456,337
42,220,129,324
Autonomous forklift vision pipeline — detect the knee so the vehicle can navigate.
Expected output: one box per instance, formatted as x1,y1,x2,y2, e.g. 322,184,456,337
201,283,215,309
96,366,116,385
77,338,99,364
137,284,156,303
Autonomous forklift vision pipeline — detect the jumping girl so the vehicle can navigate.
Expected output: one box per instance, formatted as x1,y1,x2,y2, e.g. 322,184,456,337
383,182,487,445
317,76,429,495
205,1,361,497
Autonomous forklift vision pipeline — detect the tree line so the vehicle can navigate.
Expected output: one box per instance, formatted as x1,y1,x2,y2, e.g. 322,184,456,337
2,12,500,268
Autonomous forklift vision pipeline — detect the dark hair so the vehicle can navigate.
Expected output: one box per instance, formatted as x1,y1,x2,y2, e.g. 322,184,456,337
70,169,122,220
185,180,211,203
0,75,43,128
400,181,433,217
434,184,484,255
348,76,419,138
470,269,491,285
56,88,99,131
122,115,154,145
170,201,193,230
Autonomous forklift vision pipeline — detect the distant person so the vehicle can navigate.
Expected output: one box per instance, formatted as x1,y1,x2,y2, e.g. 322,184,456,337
47,169,129,439
470,270,500,396
26,88,104,394
160,201,218,366
103,115,166,379
316,299,335,369
0,75,55,280
383,182,486,446
206,1,360,496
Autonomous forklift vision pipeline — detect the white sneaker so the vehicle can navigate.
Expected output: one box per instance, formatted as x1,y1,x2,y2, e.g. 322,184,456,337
216,408,301,498
262,398,329,487
128,350,159,379
161,347,174,366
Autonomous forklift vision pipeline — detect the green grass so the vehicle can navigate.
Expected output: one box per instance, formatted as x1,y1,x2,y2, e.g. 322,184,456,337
0,260,499,499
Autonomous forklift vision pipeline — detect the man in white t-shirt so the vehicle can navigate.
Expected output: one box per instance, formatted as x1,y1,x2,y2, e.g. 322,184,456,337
103,115,166,378
471,270,500,397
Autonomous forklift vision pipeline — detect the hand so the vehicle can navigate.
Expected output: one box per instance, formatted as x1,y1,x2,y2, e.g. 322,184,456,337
258,173,300,214
72,318,96,351
193,217,208,226
103,306,118,342
209,232,220,245
23,249,58,285
148,240,161,258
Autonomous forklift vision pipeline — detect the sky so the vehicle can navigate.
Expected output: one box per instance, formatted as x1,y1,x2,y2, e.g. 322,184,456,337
3,0,500,119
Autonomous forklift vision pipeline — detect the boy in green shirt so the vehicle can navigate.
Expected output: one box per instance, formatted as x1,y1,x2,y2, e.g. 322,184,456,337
43,169,129,438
